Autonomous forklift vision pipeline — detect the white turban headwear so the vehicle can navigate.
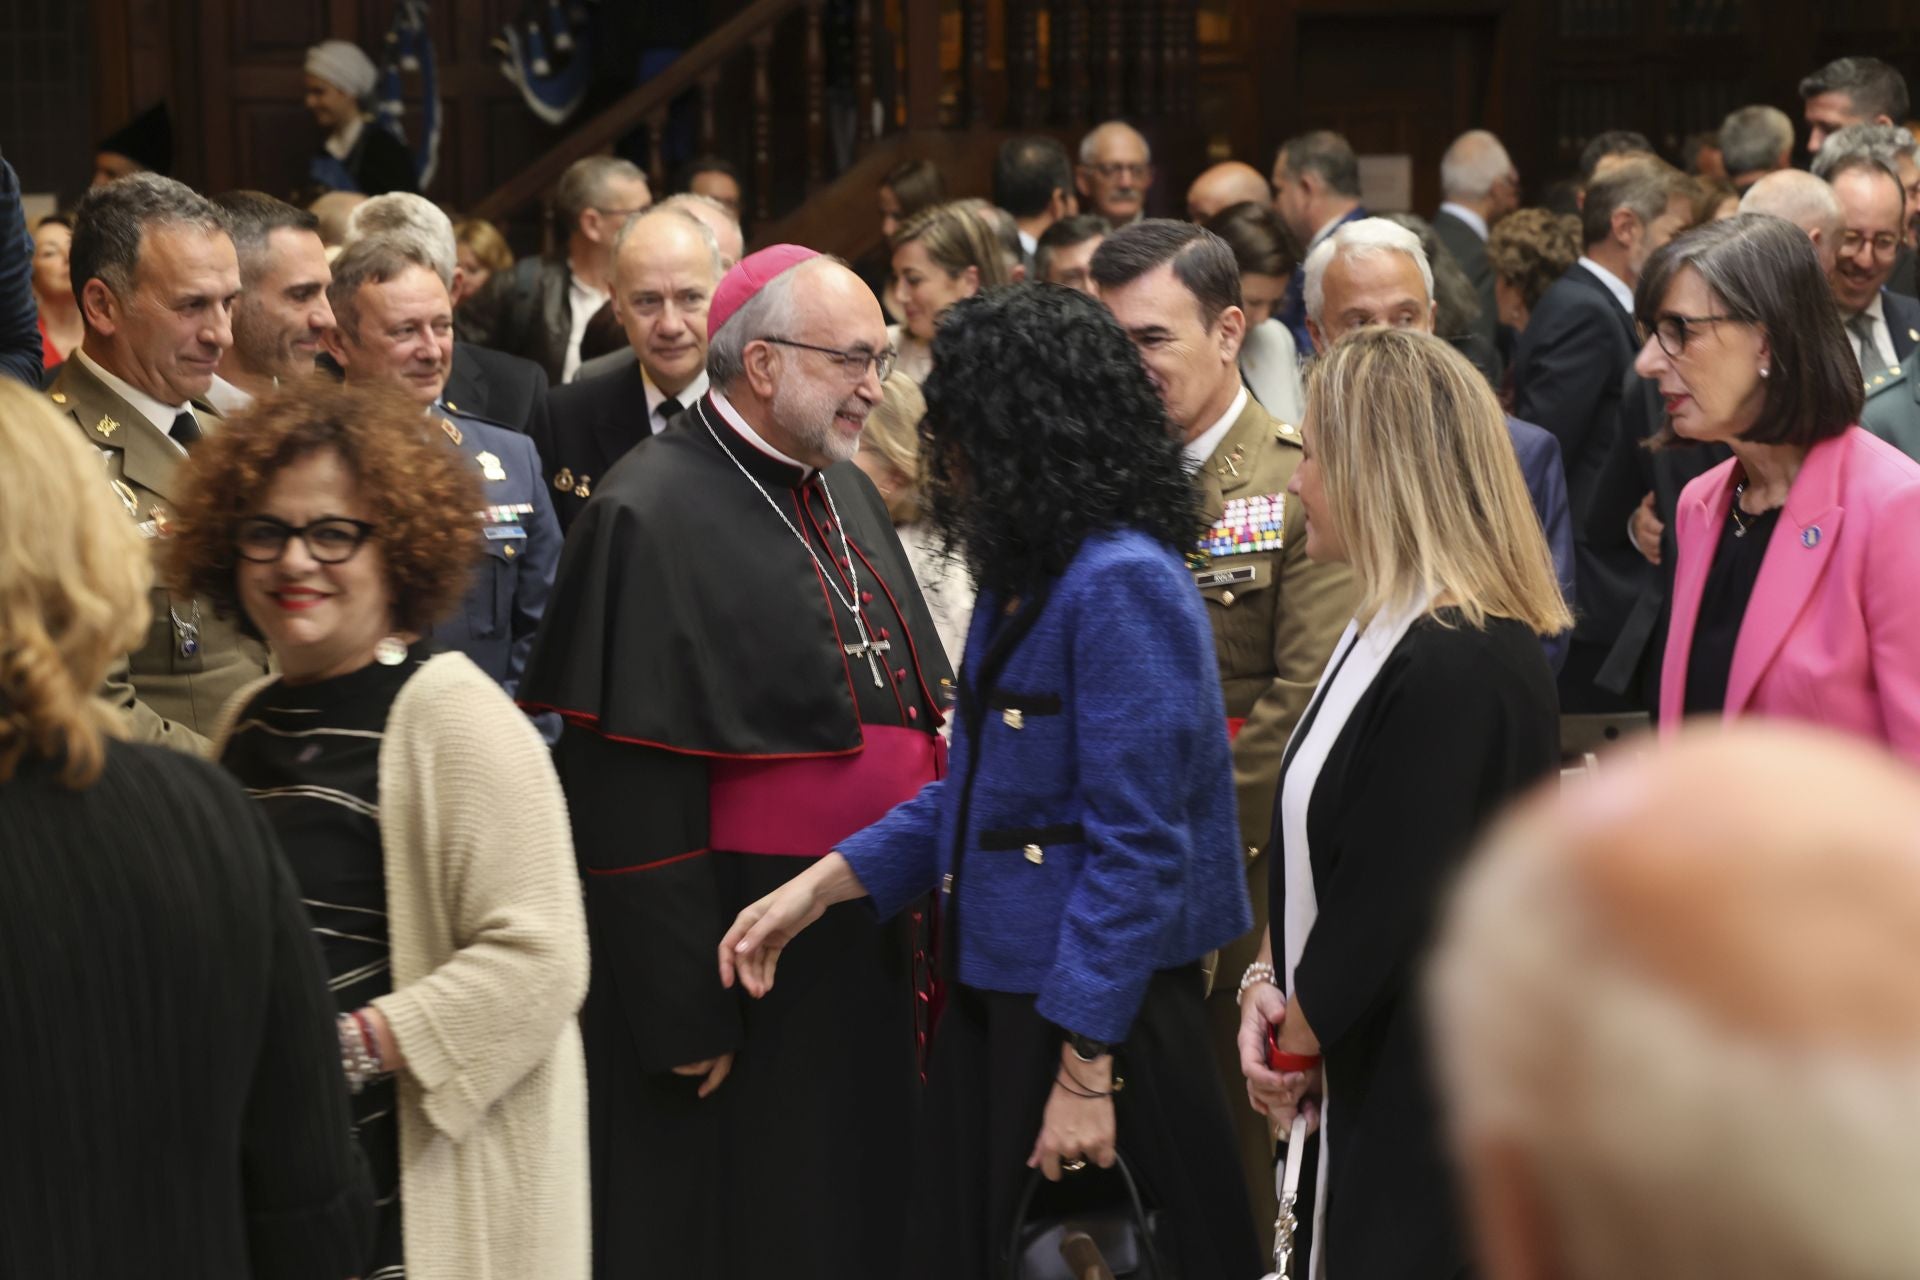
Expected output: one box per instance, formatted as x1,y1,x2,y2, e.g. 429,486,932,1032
305,39,379,102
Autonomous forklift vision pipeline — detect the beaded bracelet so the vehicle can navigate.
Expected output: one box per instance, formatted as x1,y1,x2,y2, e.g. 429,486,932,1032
1237,960,1277,998
338,1013,383,1094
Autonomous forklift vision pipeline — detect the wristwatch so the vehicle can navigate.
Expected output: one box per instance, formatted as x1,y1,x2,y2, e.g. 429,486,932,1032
1068,1032,1112,1062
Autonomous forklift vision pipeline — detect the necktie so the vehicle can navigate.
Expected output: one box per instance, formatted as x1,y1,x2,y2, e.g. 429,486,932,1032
656,396,683,426
170,410,202,448
1848,310,1880,376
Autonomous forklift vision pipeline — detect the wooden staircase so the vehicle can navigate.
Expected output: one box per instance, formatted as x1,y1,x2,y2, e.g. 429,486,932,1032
472,0,1203,264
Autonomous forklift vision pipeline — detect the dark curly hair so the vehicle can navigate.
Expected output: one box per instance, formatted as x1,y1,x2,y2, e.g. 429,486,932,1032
165,380,484,637
920,284,1199,597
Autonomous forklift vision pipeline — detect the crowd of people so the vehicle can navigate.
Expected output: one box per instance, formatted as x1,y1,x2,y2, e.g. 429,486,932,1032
5,31,1920,1280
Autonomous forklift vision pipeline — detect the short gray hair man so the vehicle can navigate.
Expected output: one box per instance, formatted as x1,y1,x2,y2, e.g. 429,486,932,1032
343,191,457,287
1719,105,1795,183
68,172,227,311
1302,217,1435,327
326,234,440,340
554,155,650,243
657,192,744,267
1739,169,1844,273
1440,129,1516,203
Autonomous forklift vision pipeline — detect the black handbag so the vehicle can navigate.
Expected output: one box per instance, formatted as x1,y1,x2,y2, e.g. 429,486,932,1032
1001,1152,1171,1280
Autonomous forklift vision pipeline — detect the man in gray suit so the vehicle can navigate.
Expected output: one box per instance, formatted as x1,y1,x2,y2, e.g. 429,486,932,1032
1433,129,1520,351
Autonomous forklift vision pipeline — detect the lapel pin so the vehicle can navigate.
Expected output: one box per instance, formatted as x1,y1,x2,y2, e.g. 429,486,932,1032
1802,526,1822,549
96,414,118,437
50,391,67,405
553,467,575,492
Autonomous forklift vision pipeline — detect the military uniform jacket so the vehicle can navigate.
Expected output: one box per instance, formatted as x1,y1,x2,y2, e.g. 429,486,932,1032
423,407,562,702
47,358,269,754
1191,394,1354,978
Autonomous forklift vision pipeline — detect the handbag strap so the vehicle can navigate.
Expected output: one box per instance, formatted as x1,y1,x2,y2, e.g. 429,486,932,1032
1002,1150,1163,1280
1270,1115,1310,1278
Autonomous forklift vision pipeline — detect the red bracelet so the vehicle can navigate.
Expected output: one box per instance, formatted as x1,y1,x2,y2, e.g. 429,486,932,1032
1268,1046,1322,1073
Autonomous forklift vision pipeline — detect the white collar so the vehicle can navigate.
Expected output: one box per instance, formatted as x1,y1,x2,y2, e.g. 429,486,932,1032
709,388,810,473
1182,385,1249,474
206,372,258,415
325,115,365,161
1578,256,1635,315
1859,291,1888,326
1018,228,1038,257
644,366,709,430
1438,202,1489,241
74,347,191,436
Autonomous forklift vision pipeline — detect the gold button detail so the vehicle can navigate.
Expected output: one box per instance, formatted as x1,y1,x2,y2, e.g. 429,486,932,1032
1221,589,1236,607
1023,844,1044,865
50,391,67,404
503,544,517,558
1004,708,1024,730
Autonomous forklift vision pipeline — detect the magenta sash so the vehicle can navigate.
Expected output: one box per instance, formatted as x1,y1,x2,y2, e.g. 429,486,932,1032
708,725,945,856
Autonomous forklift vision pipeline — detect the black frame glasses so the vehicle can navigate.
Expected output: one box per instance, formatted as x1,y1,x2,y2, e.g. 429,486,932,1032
1645,312,1737,358
760,336,897,383
235,516,379,564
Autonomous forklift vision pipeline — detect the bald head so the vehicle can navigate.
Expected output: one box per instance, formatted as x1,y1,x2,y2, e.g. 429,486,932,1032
1432,724,1920,1280
1187,161,1272,223
612,208,724,395
1740,169,1844,273
659,192,743,267
1077,120,1154,225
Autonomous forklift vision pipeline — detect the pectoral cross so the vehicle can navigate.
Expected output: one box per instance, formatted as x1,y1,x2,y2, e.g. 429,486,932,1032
844,613,893,688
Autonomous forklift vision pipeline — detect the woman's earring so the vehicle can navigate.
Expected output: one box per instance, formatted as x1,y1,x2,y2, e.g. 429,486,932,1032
374,636,408,666
1759,366,1770,378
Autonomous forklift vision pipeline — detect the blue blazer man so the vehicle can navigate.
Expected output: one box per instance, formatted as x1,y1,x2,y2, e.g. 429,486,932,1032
426,404,561,706
1276,204,1367,357
1506,415,1576,672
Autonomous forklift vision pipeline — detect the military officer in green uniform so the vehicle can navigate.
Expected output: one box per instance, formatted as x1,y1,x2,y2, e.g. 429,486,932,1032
1094,221,1355,1242
49,173,268,753
1860,324,1920,463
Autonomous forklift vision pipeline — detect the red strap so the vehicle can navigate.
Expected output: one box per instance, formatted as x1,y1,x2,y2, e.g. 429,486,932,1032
1227,717,1247,741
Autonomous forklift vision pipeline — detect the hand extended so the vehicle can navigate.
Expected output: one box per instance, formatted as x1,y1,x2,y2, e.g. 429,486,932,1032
718,851,865,997
669,1052,734,1099
1237,979,1291,1122
1029,1048,1118,1182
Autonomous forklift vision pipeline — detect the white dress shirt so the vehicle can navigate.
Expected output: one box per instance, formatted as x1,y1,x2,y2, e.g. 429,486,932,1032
206,373,257,416
1181,386,1248,474
1577,256,1635,316
644,367,709,434
562,271,609,384
74,349,200,452
1437,202,1489,241
708,388,809,474
324,116,365,162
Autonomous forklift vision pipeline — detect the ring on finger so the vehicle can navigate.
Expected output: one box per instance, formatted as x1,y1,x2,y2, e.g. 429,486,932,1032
1062,1157,1088,1173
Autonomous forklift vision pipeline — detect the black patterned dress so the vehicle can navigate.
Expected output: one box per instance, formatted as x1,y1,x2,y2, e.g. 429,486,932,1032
221,644,430,1280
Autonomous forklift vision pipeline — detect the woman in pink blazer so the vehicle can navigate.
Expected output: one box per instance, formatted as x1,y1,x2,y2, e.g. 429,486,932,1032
1636,212,1920,763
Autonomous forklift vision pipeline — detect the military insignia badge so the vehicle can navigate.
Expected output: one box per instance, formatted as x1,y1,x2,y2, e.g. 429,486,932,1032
476,450,507,482
440,417,464,447
96,414,119,438
553,467,576,492
573,476,592,499
1199,492,1285,558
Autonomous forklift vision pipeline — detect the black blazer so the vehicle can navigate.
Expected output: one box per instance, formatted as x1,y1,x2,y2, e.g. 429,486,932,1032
1275,612,1558,1280
445,341,551,444
1513,263,1645,641
1883,287,1920,362
1432,208,1499,352
540,357,676,531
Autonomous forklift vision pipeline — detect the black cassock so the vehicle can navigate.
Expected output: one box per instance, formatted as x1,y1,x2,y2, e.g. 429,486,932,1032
520,395,952,1280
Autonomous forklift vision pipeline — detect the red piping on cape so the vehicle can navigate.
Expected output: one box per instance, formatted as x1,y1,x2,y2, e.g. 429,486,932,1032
584,847,711,875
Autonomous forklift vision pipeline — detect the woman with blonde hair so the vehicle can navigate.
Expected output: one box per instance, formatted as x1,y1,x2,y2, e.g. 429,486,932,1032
167,380,590,1280
1237,327,1567,1279
852,370,974,668
451,216,513,307
888,201,1012,382
0,380,374,1277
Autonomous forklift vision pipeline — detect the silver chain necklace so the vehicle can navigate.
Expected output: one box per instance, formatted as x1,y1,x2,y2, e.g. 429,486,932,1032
698,402,892,687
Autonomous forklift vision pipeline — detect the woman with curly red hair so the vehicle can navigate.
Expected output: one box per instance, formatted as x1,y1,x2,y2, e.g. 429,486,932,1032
166,380,590,1280
0,379,374,1277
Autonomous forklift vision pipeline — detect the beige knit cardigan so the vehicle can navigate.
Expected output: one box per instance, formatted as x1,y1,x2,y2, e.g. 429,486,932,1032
216,652,590,1280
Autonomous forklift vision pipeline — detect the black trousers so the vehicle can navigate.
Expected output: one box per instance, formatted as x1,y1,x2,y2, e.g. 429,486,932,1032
910,965,1264,1279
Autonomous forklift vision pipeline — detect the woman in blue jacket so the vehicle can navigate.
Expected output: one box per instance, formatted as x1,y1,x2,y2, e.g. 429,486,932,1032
721,283,1261,1278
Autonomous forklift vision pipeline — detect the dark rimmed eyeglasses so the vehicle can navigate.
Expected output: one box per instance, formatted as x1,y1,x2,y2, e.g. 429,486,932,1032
1643,312,1737,358
760,336,897,383
235,516,379,564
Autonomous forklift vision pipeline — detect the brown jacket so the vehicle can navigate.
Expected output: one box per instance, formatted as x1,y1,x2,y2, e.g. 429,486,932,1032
1191,393,1354,980
48,358,269,754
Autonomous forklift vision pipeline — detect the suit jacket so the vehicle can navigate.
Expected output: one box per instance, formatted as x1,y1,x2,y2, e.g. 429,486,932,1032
444,341,551,448
0,157,40,388
1506,415,1576,672
1513,262,1648,645
1433,207,1500,358
1276,205,1367,356
421,409,562,708
456,257,575,386
46,359,270,752
1661,427,1920,763
540,356,667,532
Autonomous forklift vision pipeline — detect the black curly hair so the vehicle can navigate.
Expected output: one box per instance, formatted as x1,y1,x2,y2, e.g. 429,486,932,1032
920,283,1200,598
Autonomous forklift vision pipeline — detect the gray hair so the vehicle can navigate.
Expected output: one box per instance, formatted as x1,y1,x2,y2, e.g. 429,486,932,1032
611,203,724,278
554,156,649,241
1580,157,1685,249
1739,170,1843,240
1078,120,1151,166
1811,121,1920,180
1799,55,1910,122
68,172,227,310
1278,130,1361,199
327,235,443,341
1718,105,1796,175
209,190,318,284
705,261,808,389
1439,130,1514,201
1303,216,1435,325
343,192,456,287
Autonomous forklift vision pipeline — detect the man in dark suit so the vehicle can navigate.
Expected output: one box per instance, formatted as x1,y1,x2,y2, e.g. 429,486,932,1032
1434,129,1520,355
994,136,1076,275
542,204,722,531
1271,130,1367,357
1305,216,1577,672
457,155,652,384
1817,154,1920,371
1512,157,1692,712
0,154,42,387
322,235,559,707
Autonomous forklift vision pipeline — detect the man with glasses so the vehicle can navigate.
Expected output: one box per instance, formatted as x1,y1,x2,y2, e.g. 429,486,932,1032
518,244,949,1280
1818,155,1920,378
322,234,560,706
458,155,652,384
1076,119,1155,228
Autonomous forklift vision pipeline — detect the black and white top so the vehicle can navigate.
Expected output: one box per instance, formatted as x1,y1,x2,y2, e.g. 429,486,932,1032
222,643,431,1280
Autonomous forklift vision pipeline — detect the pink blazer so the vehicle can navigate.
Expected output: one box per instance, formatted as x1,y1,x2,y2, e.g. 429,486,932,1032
1661,427,1920,763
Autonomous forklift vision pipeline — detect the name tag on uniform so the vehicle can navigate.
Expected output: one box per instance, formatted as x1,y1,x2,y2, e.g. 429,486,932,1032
1194,564,1258,589
483,524,529,541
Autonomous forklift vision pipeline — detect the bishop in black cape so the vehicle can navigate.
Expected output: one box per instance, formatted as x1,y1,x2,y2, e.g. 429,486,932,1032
519,389,952,1280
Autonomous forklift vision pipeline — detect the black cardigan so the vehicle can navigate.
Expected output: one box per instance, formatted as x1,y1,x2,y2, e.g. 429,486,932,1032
1275,612,1558,1279
0,738,373,1278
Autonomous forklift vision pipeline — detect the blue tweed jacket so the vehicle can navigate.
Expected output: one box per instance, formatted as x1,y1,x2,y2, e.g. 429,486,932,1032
840,528,1252,1044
